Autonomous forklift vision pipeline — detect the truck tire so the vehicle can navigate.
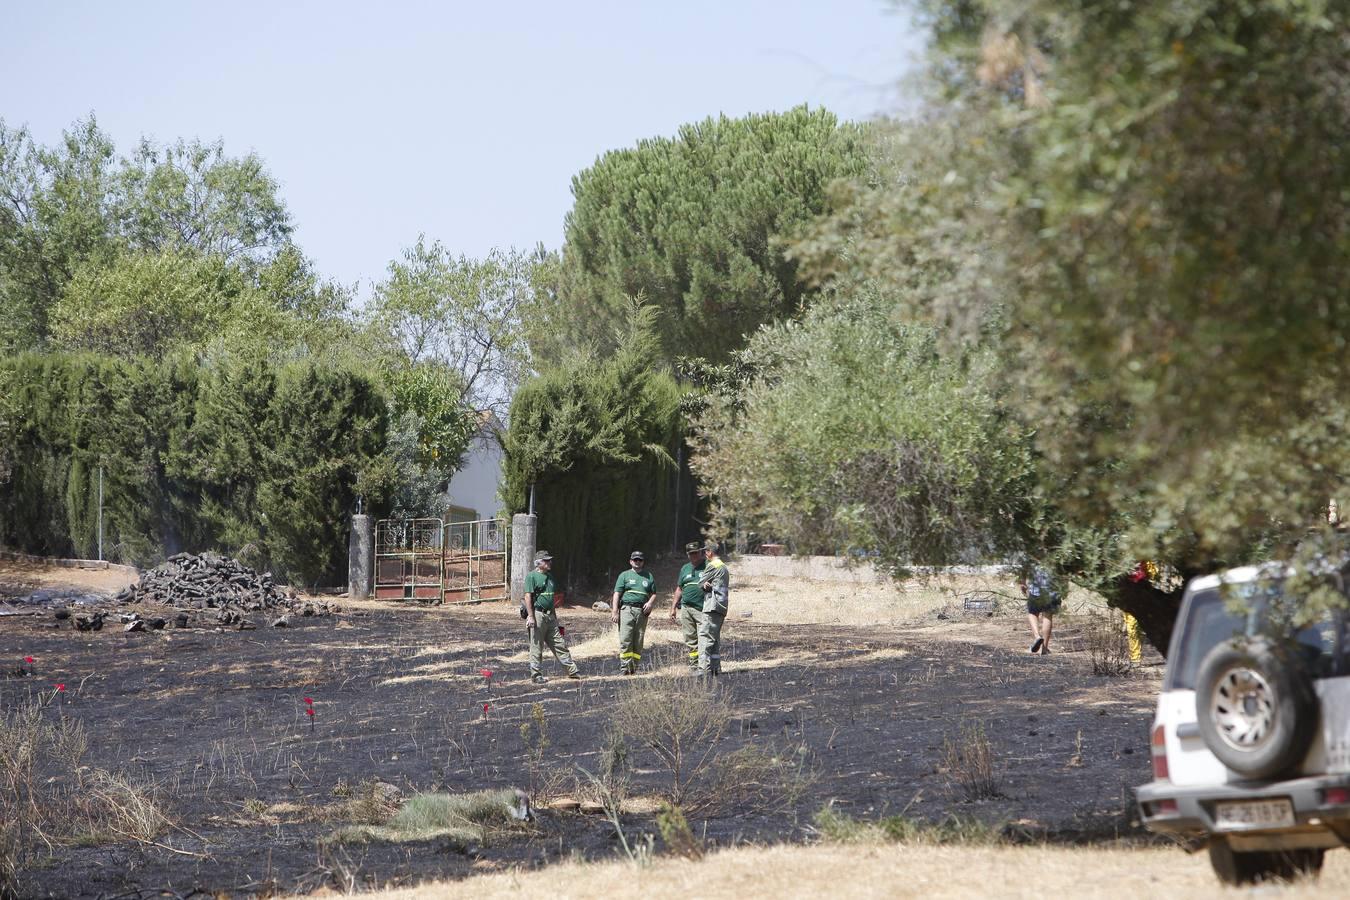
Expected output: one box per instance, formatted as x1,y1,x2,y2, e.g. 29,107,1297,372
1194,638,1317,780
1208,837,1323,885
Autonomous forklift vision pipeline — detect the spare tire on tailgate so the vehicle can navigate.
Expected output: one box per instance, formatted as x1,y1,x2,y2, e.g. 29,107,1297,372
1195,638,1318,780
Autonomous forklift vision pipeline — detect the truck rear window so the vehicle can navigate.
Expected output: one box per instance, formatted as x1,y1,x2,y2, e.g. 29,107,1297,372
1167,588,1245,690
1166,583,1347,690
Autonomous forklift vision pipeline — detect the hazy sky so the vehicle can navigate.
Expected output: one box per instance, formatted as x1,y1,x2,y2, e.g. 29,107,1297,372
2,0,923,294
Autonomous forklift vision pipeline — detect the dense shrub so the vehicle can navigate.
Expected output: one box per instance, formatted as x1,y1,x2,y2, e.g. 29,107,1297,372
503,305,687,586
0,351,386,585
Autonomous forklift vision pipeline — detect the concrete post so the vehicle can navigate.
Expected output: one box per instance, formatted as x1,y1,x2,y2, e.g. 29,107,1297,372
348,514,374,600
510,513,537,601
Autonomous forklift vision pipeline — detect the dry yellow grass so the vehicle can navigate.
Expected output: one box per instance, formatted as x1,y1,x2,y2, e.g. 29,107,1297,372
0,559,137,594
370,842,1350,900
732,573,1109,626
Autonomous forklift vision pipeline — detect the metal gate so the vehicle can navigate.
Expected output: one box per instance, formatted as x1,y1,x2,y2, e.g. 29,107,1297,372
442,518,508,603
373,516,508,603
374,518,444,600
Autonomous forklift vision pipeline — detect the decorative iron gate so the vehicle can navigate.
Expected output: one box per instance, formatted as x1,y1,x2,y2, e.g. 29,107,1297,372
374,518,443,600
442,518,508,603
372,516,508,603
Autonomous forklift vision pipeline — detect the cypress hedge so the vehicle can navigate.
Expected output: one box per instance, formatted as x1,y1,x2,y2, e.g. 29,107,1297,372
0,352,386,586
502,308,692,588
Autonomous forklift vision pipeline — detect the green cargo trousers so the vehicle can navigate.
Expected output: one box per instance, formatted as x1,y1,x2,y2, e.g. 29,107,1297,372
529,610,579,676
698,609,725,675
679,605,705,670
618,605,649,674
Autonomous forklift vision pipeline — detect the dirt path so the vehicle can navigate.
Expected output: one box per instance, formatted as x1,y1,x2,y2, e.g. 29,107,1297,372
2,562,1167,897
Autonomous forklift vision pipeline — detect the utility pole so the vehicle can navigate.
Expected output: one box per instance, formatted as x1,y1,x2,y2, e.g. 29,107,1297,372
97,464,104,562
673,445,682,553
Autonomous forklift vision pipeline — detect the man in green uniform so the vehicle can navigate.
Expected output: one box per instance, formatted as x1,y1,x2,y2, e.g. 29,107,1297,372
669,541,709,671
698,541,730,676
611,550,656,675
525,551,580,684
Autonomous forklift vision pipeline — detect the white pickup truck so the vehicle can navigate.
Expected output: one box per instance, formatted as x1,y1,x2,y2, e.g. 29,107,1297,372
1137,564,1350,884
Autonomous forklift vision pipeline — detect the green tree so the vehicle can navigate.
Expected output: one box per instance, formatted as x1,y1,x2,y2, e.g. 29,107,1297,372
504,303,682,583
558,106,868,362
368,238,534,421
0,352,387,584
690,288,1040,569
0,116,320,356
48,248,280,358
787,0,1350,649
0,116,120,349
115,136,292,263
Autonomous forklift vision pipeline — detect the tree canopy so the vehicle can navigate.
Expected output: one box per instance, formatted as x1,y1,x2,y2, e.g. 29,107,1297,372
690,288,1041,571
504,303,684,585
0,117,312,355
556,106,868,362
727,0,1342,650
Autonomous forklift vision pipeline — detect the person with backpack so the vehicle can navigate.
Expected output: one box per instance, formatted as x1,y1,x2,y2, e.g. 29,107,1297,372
1021,562,1061,655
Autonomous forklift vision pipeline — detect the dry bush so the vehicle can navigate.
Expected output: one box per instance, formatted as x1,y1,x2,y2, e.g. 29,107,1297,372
609,677,816,817
87,771,169,842
1085,611,1135,677
340,779,403,826
2,700,168,896
697,742,817,817
2,700,57,895
941,721,1001,801
520,703,569,806
611,677,731,806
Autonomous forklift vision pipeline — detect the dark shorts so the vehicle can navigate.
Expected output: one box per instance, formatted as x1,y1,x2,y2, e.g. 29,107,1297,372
1027,597,1061,616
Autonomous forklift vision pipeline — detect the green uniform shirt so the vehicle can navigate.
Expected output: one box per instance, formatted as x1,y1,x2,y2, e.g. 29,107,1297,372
614,569,656,606
677,561,708,611
525,570,556,612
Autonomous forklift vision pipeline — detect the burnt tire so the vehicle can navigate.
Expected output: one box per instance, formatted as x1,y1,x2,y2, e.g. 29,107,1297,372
1208,838,1323,885
1195,638,1317,780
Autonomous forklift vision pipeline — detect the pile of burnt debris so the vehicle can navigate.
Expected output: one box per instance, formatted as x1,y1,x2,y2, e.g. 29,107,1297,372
114,552,336,630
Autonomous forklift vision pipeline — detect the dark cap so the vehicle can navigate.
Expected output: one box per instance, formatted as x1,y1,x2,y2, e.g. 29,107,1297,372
683,541,704,553
534,550,553,563
629,550,645,560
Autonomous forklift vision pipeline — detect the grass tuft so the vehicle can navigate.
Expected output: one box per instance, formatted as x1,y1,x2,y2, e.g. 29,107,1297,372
813,803,1002,846
329,789,528,847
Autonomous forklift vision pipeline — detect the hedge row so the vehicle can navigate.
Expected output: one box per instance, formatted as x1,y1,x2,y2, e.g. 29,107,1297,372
0,352,386,585
501,312,697,588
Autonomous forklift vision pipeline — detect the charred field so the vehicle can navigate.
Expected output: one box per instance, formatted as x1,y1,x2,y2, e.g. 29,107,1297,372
2,562,1160,898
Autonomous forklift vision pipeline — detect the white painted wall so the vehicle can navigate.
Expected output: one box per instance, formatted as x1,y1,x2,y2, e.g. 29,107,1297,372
445,428,504,522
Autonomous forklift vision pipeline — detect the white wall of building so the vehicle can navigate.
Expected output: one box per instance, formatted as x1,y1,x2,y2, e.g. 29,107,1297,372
445,429,504,522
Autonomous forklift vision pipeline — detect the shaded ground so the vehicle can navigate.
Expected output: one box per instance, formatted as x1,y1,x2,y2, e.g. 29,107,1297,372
2,560,1162,898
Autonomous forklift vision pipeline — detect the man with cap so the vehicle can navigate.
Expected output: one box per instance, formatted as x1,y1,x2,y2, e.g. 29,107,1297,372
610,550,656,675
698,541,730,676
525,551,580,684
670,541,709,671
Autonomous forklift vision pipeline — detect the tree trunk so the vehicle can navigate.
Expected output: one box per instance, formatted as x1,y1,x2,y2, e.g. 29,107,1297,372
1108,576,1184,659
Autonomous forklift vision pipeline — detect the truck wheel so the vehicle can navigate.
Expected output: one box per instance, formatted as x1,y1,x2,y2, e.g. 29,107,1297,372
1195,638,1317,780
1208,838,1324,885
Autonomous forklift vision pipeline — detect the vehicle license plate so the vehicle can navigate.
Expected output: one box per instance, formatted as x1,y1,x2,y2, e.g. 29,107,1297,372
1215,799,1295,830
